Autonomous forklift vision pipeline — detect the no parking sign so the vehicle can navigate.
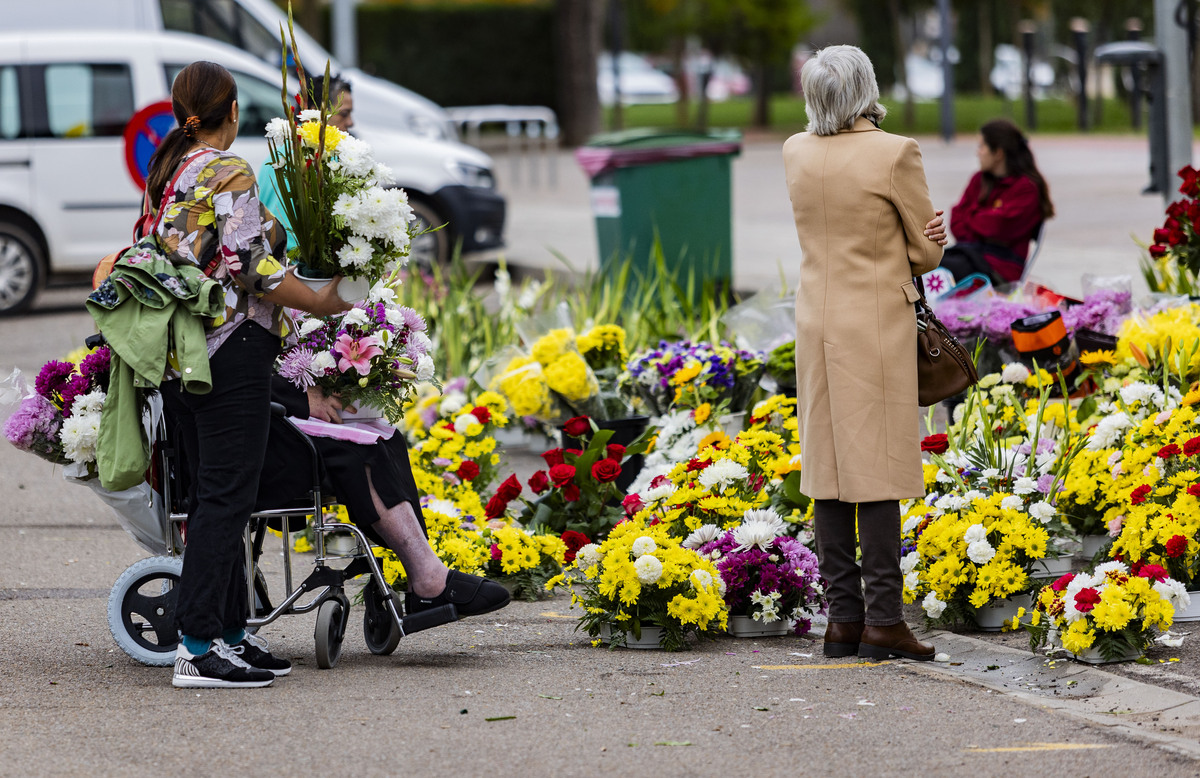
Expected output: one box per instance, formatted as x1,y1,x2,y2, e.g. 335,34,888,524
123,100,175,189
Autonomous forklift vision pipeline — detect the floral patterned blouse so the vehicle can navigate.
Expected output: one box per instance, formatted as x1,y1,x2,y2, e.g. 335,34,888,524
154,148,290,356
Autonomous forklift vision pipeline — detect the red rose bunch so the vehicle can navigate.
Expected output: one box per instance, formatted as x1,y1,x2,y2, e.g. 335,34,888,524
484,474,524,519
921,434,949,454
563,416,592,438
528,470,550,494
1146,166,1200,278
591,458,621,483
549,464,577,487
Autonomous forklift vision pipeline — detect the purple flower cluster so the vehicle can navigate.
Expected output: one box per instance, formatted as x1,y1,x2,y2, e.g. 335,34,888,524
1062,290,1132,337
34,360,74,399
3,394,62,459
700,531,825,636
79,346,111,381
931,297,1042,346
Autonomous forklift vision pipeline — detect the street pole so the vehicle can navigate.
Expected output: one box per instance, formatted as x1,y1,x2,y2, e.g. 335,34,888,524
1019,20,1037,131
1155,0,1192,192
937,0,954,143
1127,18,1144,130
609,0,624,131
1070,18,1089,132
332,0,358,69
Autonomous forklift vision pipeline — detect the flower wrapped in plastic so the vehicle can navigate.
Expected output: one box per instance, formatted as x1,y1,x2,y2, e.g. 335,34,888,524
547,518,728,650
626,339,765,417
276,282,436,423
696,508,825,636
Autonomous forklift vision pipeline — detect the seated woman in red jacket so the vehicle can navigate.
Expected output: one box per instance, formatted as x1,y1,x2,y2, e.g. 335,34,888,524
943,119,1054,284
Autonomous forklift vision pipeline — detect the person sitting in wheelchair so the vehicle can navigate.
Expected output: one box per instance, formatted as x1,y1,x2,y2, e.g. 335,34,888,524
256,379,511,620
941,118,1055,285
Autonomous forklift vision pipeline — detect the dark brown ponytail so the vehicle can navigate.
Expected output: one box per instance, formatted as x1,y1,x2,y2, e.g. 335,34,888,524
145,61,237,206
979,118,1055,220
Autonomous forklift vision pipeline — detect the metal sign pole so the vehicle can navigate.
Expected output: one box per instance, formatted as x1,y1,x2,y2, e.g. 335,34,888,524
1156,0,1192,196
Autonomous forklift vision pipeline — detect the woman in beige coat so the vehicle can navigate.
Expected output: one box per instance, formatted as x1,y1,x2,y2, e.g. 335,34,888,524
784,45,945,661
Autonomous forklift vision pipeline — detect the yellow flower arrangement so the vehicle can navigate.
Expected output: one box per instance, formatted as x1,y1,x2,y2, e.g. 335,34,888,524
547,518,727,650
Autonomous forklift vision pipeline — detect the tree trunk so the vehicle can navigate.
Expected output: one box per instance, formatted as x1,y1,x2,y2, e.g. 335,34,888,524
978,0,993,96
887,0,914,128
555,0,605,147
753,59,771,128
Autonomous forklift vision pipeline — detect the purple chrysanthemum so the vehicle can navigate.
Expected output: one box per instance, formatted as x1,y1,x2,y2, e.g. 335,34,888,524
79,347,111,379
4,394,61,456
34,360,75,400
277,347,317,389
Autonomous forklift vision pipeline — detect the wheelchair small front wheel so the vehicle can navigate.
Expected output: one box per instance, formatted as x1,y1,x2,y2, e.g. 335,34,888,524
363,580,401,656
314,598,346,669
107,556,183,666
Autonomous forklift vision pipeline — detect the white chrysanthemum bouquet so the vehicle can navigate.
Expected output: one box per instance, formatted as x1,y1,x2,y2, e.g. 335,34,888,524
265,23,414,283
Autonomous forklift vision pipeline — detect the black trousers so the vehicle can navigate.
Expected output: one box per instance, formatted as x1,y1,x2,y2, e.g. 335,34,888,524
813,499,903,626
163,321,280,640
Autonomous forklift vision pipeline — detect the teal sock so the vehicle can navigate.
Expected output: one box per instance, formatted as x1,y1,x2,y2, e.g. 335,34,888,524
222,628,246,646
181,634,211,655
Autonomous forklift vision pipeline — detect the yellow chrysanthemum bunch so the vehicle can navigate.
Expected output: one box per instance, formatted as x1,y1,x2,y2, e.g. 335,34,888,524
1028,561,1186,658
904,493,1050,624
547,518,727,650
576,324,628,372
491,354,556,419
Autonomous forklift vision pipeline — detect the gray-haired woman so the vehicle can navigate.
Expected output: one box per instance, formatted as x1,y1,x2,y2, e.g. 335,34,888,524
784,45,946,661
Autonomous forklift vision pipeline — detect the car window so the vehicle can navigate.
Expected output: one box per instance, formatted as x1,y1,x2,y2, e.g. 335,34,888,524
161,0,283,66
168,65,285,138
39,63,133,139
0,66,19,139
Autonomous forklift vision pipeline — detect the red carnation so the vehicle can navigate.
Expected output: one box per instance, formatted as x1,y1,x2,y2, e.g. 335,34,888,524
484,494,509,520
592,459,622,483
686,457,711,472
528,470,550,494
1166,534,1189,558
1130,484,1152,505
1158,443,1182,459
622,493,644,517
1149,244,1169,258
563,416,591,438
1185,437,1200,457
921,434,949,454
562,483,581,502
1073,587,1102,612
456,460,480,481
1050,573,1075,593
606,443,626,461
549,463,577,487
541,448,565,468
1137,563,1170,583
560,530,590,563
649,474,671,489
496,474,523,502
470,406,492,425
490,543,502,561
1188,483,1200,498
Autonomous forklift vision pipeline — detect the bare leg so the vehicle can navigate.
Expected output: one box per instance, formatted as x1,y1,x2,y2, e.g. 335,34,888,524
365,466,449,598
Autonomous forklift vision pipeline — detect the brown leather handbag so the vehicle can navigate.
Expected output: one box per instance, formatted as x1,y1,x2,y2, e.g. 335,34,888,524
914,278,979,406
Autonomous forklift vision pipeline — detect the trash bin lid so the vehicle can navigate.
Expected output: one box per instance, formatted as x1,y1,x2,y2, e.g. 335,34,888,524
575,128,742,177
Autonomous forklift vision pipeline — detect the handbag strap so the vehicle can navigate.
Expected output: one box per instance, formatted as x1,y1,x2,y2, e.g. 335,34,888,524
138,149,212,241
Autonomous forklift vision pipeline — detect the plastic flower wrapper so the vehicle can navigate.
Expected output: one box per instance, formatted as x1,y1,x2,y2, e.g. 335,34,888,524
478,346,562,424
1025,561,1185,661
697,507,825,635
575,323,635,419
900,491,1052,629
546,518,728,651
495,416,649,541
3,346,114,475
277,282,437,424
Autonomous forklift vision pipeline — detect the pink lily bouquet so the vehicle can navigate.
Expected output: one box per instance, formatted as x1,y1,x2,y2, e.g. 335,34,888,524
277,284,436,422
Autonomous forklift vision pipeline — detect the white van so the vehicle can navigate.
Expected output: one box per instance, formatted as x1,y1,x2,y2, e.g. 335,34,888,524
0,30,505,314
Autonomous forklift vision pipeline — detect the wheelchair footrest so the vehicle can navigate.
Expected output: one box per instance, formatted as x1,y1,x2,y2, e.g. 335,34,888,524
402,604,459,635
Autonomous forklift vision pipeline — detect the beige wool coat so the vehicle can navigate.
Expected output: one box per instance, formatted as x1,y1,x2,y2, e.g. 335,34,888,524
783,117,942,502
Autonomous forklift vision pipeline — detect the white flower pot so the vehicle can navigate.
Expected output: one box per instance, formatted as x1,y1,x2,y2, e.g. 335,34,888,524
1076,534,1111,561
1031,554,1074,578
294,271,370,303
600,623,663,649
1071,645,1142,664
718,411,746,437
971,593,1033,632
340,402,385,421
1173,591,1200,622
727,614,791,638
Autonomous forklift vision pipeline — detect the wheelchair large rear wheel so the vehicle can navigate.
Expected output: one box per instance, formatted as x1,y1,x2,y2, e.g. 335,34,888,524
107,556,183,666
314,598,347,669
363,579,401,656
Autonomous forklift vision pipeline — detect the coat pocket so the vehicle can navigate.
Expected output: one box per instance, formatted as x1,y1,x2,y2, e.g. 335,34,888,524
900,281,921,303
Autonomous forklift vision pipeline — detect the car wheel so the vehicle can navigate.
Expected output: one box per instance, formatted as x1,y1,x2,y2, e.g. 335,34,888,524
0,222,43,315
408,198,450,268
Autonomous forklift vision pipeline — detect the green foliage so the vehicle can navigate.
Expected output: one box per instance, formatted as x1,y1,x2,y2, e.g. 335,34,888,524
353,3,555,108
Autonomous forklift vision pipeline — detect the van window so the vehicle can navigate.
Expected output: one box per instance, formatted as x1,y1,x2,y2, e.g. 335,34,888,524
161,0,284,66
164,65,285,138
39,63,133,138
0,67,19,139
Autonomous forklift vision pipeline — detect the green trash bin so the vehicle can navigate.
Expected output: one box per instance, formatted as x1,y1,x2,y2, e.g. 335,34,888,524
575,128,742,298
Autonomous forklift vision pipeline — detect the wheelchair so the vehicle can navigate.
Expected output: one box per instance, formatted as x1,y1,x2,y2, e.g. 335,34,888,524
104,374,457,669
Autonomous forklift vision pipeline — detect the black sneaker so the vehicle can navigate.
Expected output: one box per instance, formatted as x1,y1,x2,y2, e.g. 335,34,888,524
172,639,275,689
231,633,292,676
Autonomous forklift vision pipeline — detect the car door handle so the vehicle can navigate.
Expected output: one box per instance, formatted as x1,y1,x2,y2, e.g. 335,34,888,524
0,159,31,167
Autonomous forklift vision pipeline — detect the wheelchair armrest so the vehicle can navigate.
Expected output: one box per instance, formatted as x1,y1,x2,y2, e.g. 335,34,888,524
270,402,287,418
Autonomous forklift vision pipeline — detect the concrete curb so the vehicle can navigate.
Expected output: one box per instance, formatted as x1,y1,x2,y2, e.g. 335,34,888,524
909,629,1200,759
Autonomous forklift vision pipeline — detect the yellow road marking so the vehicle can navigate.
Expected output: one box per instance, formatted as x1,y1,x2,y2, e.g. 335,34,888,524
540,612,576,620
964,743,1114,753
753,662,890,670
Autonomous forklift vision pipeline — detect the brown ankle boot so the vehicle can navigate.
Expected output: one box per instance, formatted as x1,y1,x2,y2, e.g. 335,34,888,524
823,621,864,657
858,622,935,661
